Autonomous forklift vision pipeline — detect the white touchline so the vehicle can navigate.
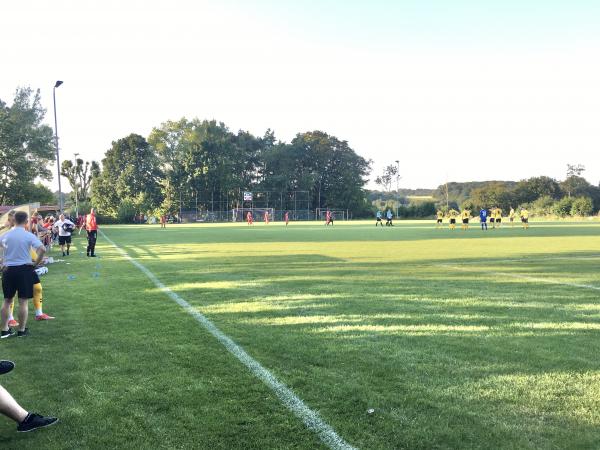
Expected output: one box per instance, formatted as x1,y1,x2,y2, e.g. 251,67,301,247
100,231,356,450
439,264,600,291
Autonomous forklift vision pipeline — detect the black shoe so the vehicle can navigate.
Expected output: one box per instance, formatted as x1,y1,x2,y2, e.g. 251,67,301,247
66,250,70,256
90,254,96,257
86,252,90,257
17,413,59,433
17,328,29,338
62,252,66,257
0,360,15,375
1,329,15,339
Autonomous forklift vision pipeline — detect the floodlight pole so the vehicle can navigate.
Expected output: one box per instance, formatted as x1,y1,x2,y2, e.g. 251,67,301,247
73,152,80,218
53,81,64,212
395,160,400,218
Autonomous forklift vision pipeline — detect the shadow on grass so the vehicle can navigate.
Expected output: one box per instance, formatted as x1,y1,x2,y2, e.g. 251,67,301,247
96,233,600,448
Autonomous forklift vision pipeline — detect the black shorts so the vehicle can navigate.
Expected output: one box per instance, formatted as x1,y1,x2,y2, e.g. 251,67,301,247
521,217,528,223
510,217,514,222
496,218,502,223
58,235,72,245
2,265,35,299
462,218,469,224
450,218,456,224
437,219,442,223
376,218,382,222
490,218,495,223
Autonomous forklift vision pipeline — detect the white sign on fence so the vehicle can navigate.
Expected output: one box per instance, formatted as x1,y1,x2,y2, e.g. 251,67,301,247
243,191,253,201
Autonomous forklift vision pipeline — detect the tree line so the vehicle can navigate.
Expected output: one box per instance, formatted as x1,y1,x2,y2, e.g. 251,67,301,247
369,166,600,218
2,87,599,220
91,120,372,221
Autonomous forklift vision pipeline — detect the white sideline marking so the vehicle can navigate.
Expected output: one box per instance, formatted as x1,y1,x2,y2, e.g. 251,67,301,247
100,231,356,450
439,264,600,291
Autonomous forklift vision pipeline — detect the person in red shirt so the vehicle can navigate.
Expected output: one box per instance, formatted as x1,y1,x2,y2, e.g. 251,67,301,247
160,214,166,229
246,211,253,225
85,208,98,257
284,211,289,226
264,210,269,225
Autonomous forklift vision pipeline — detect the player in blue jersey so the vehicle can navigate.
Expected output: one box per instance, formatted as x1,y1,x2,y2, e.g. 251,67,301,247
479,208,488,230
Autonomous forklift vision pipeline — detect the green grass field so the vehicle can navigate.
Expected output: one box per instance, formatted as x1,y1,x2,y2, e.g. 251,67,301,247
2,220,600,449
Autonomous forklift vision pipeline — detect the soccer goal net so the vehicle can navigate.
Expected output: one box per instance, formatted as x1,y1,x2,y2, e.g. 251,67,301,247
315,209,348,221
232,207,275,222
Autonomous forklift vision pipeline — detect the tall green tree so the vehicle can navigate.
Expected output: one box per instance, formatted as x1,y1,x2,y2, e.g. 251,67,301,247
0,87,54,204
149,118,262,213
469,182,515,211
375,164,399,193
513,176,561,204
261,131,371,212
92,134,162,216
61,158,100,203
561,175,591,199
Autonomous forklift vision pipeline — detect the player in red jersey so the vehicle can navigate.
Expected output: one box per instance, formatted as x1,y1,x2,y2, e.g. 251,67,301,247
246,211,253,225
325,210,333,226
284,211,289,226
264,210,269,224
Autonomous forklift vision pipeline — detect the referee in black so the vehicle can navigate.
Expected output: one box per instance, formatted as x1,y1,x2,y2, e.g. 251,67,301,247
1,211,46,338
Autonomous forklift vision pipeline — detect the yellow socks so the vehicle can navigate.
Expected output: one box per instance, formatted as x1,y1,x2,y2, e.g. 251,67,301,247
33,283,43,315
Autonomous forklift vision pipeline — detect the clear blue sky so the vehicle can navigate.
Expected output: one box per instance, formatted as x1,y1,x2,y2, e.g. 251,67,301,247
1,0,599,190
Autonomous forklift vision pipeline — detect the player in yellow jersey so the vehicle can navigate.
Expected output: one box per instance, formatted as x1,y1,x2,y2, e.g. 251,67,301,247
489,207,496,229
448,209,459,230
520,208,529,229
509,207,516,226
461,209,471,230
494,207,503,228
436,209,444,229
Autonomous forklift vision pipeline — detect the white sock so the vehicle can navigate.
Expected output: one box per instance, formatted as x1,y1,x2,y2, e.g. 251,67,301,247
35,308,42,316
8,315,14,321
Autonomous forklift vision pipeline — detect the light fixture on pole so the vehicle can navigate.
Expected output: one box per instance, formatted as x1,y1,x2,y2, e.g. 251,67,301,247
53,80,64,212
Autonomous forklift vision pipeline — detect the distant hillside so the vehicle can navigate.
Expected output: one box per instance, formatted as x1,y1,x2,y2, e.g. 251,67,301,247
367,181,518,205
433,181,518,206
366,188,436,202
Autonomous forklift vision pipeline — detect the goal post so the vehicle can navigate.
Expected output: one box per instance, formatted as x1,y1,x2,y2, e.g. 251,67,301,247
315,208,348,221
232,207,275,222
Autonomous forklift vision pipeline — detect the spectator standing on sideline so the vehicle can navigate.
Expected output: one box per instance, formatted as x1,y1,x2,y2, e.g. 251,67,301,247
1,211,46,338
85,208,98,257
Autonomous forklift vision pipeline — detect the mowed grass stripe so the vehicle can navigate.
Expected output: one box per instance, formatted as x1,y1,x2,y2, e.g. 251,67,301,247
0,234,326,450
438,264,600,291
100,230,356,450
